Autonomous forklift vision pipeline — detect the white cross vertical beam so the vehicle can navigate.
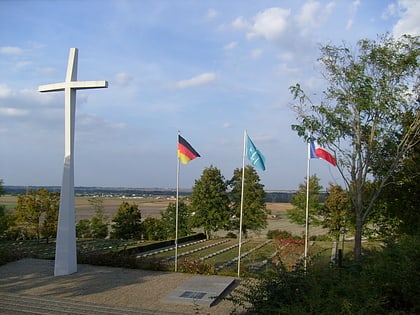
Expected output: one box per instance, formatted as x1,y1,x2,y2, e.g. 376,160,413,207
39,48,108,276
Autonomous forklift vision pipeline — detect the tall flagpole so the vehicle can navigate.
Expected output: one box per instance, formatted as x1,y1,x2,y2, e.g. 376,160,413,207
237,130,247,277
175,131,180,272
304,140,311,271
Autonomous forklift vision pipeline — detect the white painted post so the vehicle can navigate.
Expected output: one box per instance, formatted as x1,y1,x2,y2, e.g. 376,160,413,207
39,48,108,276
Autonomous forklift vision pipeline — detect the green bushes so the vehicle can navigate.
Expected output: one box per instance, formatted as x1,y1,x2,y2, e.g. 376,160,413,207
227,235,419,314
266,229,293,239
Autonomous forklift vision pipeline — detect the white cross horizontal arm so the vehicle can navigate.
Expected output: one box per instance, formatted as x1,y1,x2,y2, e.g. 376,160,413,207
39,80,108,92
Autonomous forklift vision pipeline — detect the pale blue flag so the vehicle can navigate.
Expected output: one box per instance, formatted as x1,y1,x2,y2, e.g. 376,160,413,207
246,134,266,171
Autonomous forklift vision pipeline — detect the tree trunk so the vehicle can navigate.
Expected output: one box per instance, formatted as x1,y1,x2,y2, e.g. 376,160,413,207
354,210,363,261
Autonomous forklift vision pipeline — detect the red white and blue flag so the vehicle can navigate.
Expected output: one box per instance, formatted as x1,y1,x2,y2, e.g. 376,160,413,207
310,139,336,166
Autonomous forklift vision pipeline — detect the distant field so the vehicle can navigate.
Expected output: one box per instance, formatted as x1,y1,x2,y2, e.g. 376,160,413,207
1,195,326,237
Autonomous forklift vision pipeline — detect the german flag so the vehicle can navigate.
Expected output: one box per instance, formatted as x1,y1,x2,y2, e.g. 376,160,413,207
178,135,200,164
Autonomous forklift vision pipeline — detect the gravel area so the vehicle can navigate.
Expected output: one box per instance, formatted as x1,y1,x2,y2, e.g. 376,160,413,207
0,259,239,315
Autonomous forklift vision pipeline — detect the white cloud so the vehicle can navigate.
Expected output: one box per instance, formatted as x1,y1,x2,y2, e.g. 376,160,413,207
114,72,133,85
206,8,219,20
346,0,361,30
223,122,232,128
296,1,335,35
0,84,12,98
250,49,263,59
247,8,291,41
173,72,217,89
0,46,24,55
224,41,238,50
232,16,249,30
392,0,420,36
0,107,28,116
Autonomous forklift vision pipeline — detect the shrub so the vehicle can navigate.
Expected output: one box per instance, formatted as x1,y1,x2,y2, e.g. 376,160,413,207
266,229,292,239
178,259,214,275
226,232,237,238
226,236,420,314
310,234,332,241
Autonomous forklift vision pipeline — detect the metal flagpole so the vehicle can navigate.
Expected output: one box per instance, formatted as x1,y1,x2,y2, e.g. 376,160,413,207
175,131,180,272
304,140,311,271
237,130,247,277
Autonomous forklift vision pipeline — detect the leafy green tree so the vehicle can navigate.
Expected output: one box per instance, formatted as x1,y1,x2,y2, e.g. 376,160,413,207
189,165,231,239
322,183,353,242
14,188,59,241
0,179,7,237
290,34,420,260
142,217,166,240
229,165,267,237
375,122,420,237
160,200,192,239
111,202,142,240
0,180,17,240
76,219,92,238
39,189,60,243
0,179,4,196
287,175,323,227
89,197,108,239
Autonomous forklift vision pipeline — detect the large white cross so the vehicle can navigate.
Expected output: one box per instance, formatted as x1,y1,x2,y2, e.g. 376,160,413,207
39,48,108,276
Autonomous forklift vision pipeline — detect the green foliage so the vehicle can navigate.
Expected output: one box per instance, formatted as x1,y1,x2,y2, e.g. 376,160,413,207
76,219,92,238
14,188,59,241
227,236,420,314
178,259,215,275
89,197,109,239
75,198,109,239
111,202,142,240
266,229,292,240
0,180,16,240
290,34,420,261
0,179,4,196
189,165,231,239
142,217,166,240
287,175,322,226
229,165,267,237
160,200,192,239
376,139,420,236
322,183,353,241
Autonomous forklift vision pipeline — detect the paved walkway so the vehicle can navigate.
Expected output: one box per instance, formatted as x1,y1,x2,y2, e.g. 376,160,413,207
0,259,239,315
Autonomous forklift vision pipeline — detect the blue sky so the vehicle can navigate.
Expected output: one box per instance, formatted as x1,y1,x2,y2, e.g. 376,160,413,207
0,0,419,190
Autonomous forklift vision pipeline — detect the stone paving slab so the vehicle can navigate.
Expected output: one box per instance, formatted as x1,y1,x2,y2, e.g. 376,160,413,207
162,275,236,306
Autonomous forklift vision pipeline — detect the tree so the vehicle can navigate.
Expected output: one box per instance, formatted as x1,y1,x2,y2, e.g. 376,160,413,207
39,189,60,243
322,183,353,242
189,165,231,239
229,165,267,237
76,219,92,238
287,175,323,227
111,202,142,240
375,119,420,237
142,217,166,241
89,197,108,239
14,188,59,241
160,200,192,239
290,34,420,261
0,179,4,196
0,179,14,239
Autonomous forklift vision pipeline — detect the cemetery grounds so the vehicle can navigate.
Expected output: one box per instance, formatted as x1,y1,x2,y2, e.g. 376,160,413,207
1,196,340,275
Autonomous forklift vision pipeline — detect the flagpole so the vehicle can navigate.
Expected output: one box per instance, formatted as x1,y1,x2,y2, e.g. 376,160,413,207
175,131,180,272
304,140,310,271
238,130,247,277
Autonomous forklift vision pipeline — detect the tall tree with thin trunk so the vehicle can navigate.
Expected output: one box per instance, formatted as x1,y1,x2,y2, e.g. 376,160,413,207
290,34,420,261
189,165,231,239
229,165,267,237
287,175,323,227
